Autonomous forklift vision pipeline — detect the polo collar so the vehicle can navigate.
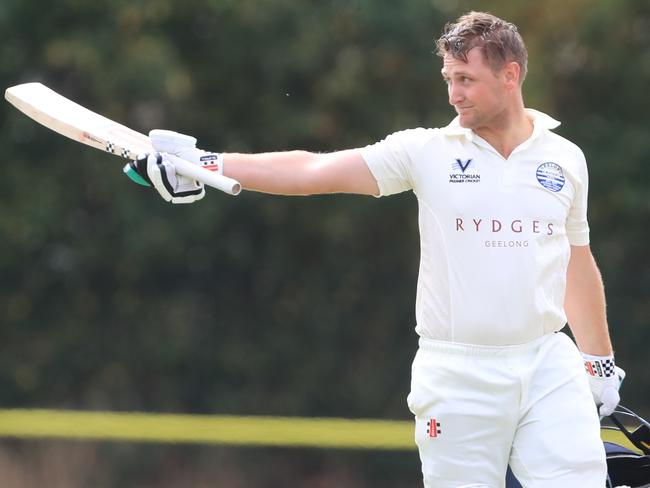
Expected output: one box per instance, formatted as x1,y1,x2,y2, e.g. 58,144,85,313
440,109,561,139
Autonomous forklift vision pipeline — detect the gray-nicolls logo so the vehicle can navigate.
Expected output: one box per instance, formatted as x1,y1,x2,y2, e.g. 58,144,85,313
426,419,442,438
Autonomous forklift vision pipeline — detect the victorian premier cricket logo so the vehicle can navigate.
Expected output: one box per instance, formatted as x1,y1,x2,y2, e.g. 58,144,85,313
449,158,480,183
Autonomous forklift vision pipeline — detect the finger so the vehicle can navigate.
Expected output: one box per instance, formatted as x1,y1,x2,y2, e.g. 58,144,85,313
146,154,174,202
599,388,620,417
600,403,614,417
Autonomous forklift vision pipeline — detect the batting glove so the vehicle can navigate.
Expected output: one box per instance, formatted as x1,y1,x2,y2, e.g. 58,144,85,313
583,353,625,417
123,130,223,204
125,152,205,204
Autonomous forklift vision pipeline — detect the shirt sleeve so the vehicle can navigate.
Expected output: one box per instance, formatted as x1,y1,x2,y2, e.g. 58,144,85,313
566,149,590,246
360,129,431,197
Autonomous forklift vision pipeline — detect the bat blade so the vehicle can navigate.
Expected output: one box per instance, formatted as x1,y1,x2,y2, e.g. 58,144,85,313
5,82,240,195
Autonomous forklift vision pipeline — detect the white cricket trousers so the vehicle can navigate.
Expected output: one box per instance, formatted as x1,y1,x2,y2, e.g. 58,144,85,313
407,332,606,488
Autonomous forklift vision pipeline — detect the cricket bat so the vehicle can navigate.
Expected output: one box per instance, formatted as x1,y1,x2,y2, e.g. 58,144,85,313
4,82,241,196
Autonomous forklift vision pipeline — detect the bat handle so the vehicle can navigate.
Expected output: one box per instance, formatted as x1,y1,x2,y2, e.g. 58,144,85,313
166,154,241,196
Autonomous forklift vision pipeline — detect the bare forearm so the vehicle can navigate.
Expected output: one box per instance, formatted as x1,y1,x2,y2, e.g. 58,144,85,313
565,246,613,356
222,149,378,196
223,151,318,195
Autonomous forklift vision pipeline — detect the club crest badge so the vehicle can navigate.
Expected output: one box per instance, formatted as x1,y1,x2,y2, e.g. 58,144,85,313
536,162,565,192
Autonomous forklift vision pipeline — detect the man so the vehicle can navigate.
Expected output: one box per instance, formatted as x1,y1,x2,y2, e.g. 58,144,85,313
127,11,623,487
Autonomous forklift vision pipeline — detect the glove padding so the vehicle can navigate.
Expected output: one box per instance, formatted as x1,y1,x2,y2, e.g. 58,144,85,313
129,152,206,204
583,353,625,417
125,129,225,203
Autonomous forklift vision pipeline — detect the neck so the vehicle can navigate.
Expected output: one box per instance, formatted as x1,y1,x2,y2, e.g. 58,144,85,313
473,101,533,159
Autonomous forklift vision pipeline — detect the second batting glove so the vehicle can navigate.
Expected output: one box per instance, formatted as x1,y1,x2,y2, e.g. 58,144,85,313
583,353,625,417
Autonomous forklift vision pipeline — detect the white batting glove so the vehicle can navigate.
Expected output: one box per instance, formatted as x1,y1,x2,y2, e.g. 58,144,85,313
582,353,625,417
128,152,205,203
128,129,223,204
151,129,223,184
150,129,219,204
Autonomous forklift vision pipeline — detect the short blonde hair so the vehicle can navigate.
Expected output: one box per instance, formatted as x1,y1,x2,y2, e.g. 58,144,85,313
436,11,528,83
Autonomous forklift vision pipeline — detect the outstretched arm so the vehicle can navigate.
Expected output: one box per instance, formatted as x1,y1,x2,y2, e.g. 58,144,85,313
127,131,380,200
223,149,379,196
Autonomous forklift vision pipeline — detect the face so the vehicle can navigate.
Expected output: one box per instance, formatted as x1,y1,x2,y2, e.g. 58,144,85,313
441,48,513,129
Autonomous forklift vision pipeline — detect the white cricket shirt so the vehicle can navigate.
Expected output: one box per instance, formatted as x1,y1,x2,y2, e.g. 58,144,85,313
361,109,590,346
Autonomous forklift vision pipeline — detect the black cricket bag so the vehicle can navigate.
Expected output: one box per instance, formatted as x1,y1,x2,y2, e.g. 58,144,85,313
505,404,650,488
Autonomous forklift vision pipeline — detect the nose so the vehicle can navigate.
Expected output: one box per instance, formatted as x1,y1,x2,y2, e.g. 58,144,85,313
448,82,464,106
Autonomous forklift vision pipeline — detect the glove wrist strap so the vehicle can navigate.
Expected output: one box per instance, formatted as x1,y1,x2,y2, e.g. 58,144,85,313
198,152,224,175
582,353,616,378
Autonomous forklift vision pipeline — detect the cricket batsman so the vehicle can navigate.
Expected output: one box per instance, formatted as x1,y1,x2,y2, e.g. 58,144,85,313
126,11,623,487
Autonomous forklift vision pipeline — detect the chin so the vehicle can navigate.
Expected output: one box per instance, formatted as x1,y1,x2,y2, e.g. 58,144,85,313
458,115,477,129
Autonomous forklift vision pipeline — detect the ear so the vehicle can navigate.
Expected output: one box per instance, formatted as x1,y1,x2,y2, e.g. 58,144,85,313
503,61,521,89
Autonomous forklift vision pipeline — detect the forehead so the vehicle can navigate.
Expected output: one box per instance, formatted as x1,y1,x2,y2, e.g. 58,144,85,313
441,48,490,76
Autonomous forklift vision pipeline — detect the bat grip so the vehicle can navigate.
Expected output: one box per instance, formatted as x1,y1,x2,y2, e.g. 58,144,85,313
166,154,241,196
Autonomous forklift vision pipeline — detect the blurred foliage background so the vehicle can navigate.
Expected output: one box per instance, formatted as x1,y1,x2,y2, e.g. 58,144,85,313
0,0,648,486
